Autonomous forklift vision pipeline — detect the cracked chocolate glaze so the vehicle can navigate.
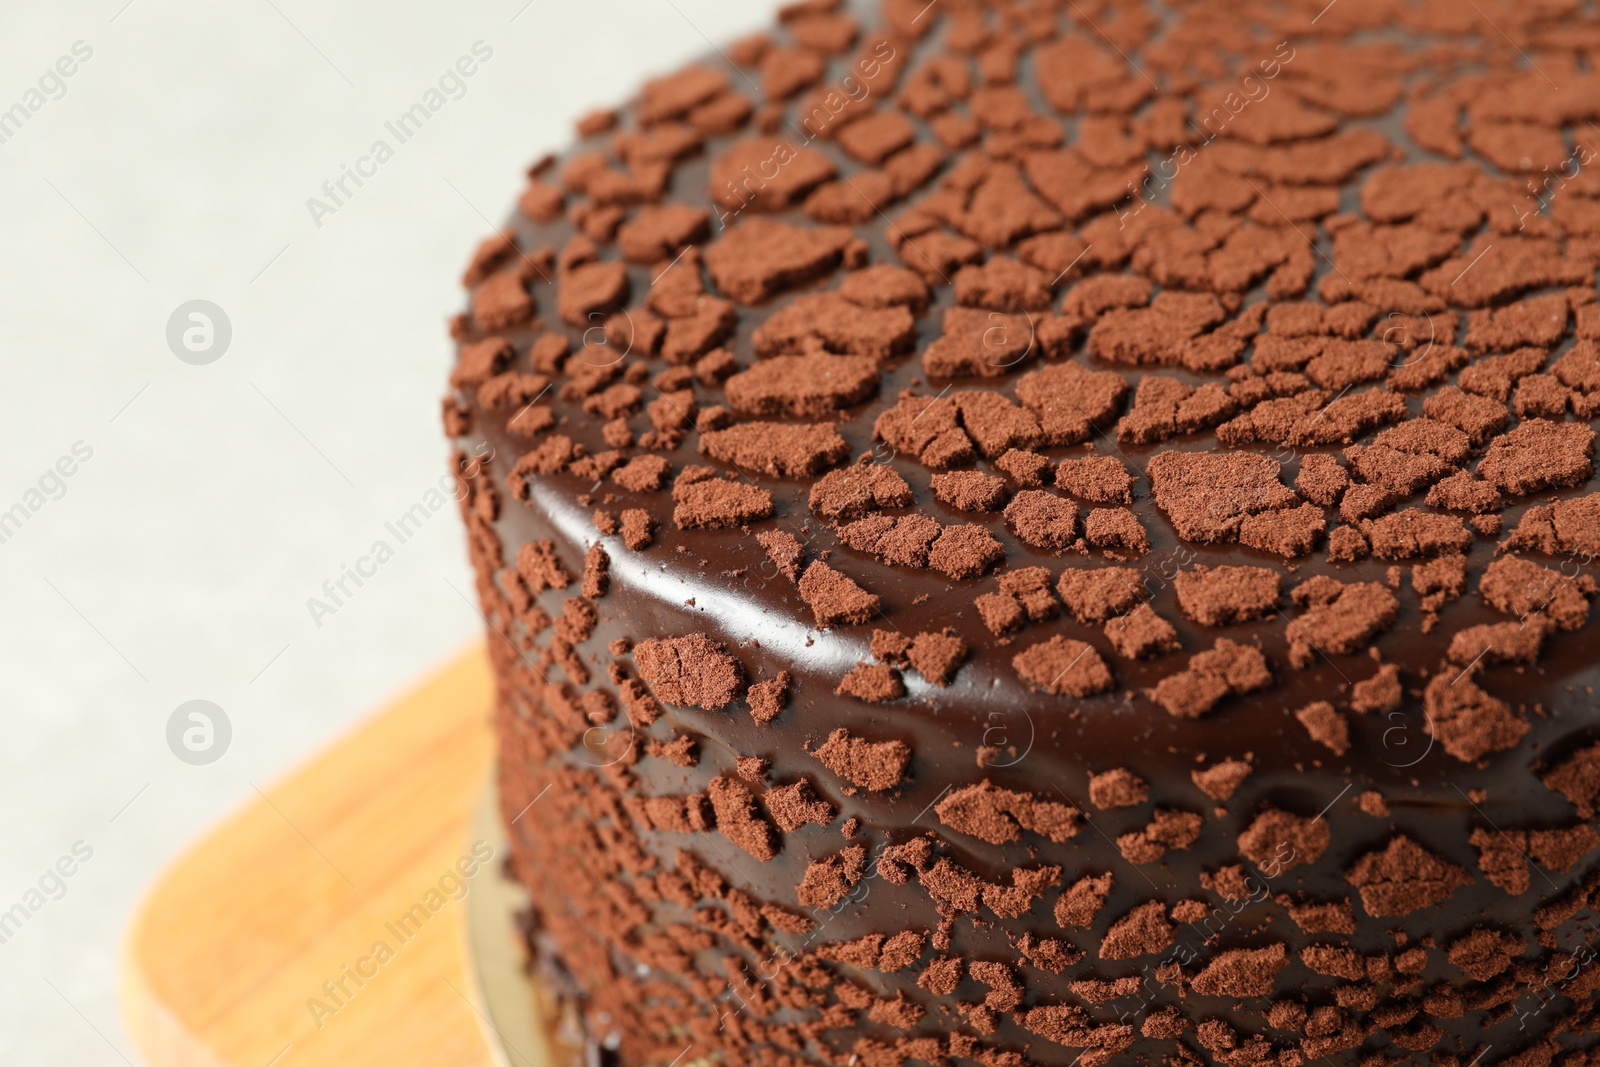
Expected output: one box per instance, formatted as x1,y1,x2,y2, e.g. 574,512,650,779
452,2,1600,1064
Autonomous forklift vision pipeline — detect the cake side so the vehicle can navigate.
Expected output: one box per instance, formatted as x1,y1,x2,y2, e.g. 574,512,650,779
446,2,1600,1065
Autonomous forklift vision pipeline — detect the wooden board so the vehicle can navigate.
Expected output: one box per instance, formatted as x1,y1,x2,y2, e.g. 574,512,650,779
120,643,547,1067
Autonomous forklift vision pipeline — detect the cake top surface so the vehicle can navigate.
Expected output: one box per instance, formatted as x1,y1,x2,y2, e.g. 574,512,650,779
450,0,1600,787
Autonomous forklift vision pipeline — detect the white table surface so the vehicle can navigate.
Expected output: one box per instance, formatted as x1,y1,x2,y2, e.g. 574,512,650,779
0,2,774,1062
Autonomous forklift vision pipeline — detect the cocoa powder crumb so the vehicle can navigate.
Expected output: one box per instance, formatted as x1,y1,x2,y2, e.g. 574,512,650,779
994,448,1052,487
1003,490,1079,550
836,661,906,703
808,727,910,791
707,775,778,860
1152,639,1272,718
764,778,835,832
1192,758,1252,801
797,560,881,627
1190,945,1289,998
908,628,968,686
1295,701,1351,755
1055,872,1114,928
1346,836,1472,917
633,633,744,710
1012,636,1115,697
1088,768,1149,810
746,670,791,725
1104,603,1179,659
809,462,914,521
1055,455,1135,504
1057,566,1145,624
671,475,774,529
1174,565,1282,626
756,529,804,581
796,844,868,907
620,508,656,549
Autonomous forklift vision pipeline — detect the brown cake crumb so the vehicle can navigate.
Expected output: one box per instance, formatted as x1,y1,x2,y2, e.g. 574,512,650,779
1425,470,1502,514
756,529,804,581
1104,603,1179,659
1012,636,1115,697
931,470,1009,512
1445,928,1524,982
764,778,835,832
1146,451,1297,543
1100,901,1174,960
1240,807,1331,871
797,561,881,627
648,733,697,767
998,567,1061,620
1003,490,1079,550
1056,566,1145,624
753,292,915,360
1190,944,1289,997
1088,768,1149,810
1295,453,1350,506
1423,673,1529,764
1447,619,1548,667
620,508,656,549
1346,836,1472,917
1174,565,1282,626
1422,385,1509,446
633,633,743,710
1192,759,1252,801
1117,808,1202,864
1083,507,1150,555
870,628,912,665
917,956,963,996
1542,742,1600,816
1356,791,1388,817
672,476,774,529
1055,455,1135,504
994,448,1052,487
705,217,859,303
700,421,850,477
808,727,910,792
1151,639,1271,718
723,353,879,418
1014,361,1129,446
935,781,1082,845
1055,872,1114,929
836,661,905,703
923,307,1036,379
613,453,672,491
1295,701,1350,756
908,628,967,686
1286,579,1398,668
746,670,791,725
707,775,778,860
927,523,1005,579
838,263,929,310
1350,663,1403,713
1477,419,1595,496
796,844,867,907
1506,493,1600,557
1480,555,1595,631
809,462,914,521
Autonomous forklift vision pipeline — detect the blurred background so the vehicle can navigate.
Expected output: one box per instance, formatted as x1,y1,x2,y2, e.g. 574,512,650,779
0,1,773,1061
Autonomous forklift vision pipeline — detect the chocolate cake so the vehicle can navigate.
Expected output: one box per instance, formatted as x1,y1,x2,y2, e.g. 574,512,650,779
444,2,1600,1064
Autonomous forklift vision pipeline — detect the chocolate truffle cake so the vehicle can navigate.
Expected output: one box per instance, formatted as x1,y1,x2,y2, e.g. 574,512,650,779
444,1,1600,1064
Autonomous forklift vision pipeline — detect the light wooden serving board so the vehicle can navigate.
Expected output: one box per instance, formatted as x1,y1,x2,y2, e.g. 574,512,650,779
121,643,543,1067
